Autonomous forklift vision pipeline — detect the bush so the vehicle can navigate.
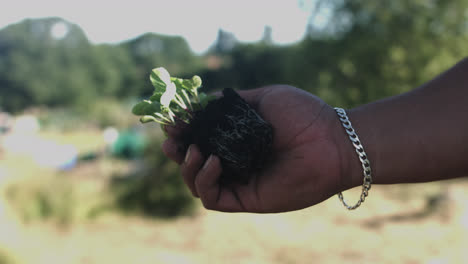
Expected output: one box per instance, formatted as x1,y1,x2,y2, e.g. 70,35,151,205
85,99,135,129
111,132,195,218
6,175,75,226
5,172,112,226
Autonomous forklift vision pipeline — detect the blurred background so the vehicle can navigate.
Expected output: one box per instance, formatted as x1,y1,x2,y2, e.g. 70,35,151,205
0,0,468,263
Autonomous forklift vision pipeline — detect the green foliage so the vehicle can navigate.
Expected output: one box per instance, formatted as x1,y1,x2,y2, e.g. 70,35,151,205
6,175,78,226
0,18,203,113
305,0,468,107
85,99,135,129
199,0,468,107
132,100,161,116
111,132,195,218
132,67,210,125
5,172,114,226
2,3,467,113
0,18,93,111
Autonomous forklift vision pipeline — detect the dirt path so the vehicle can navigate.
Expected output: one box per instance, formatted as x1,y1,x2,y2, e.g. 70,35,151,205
1,179,467,264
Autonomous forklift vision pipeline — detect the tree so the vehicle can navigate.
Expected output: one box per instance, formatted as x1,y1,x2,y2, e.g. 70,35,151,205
0,18,204,112
211,29,238,54
299,0,468,106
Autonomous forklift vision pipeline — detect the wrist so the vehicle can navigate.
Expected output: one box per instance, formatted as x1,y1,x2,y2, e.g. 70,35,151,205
346,106,379,186
331,109,363,191
334,106,378,190
332,107,374,209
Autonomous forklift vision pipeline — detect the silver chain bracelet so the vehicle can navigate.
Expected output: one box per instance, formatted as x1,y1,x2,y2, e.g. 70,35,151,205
334,107,372,210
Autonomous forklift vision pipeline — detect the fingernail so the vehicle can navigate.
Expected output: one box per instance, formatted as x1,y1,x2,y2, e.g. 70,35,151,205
202,155,214,170
184,145,192,164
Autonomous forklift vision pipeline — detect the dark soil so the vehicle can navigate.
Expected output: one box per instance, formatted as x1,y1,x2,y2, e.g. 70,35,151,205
182,88,273,184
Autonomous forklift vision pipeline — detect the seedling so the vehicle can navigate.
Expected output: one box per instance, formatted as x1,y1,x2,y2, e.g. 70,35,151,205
132,67,213,126
132,67,273,184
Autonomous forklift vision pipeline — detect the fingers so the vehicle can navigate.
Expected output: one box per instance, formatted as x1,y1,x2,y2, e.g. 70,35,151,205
180,145,247,212
181,145,204,197
162,120,192,164
194,155,222,208
162,138,185,164
164,125,183,138
181,145,219,201
193,155,246,212
163,123,186,139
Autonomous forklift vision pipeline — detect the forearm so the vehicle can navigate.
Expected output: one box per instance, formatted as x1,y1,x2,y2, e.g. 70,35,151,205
346,58,468,186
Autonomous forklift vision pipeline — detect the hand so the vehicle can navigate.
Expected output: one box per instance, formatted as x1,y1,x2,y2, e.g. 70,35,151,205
163,85,352,213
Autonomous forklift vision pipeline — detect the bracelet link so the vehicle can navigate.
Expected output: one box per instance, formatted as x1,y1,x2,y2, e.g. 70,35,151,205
334,107,372,210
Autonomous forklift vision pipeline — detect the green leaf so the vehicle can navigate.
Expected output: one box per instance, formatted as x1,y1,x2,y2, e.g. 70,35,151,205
171,75,202,94
140,115,158,123
198,92,216,108
170,78,185,93
191,75,202,89
183,76,202,93
134,67,206,127
149,91,163,102
150,67,170,92
132,100,161,116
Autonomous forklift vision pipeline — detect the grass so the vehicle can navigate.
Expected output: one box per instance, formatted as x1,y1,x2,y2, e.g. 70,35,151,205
0,248,18,264
1,129,468,263
2,179,468,264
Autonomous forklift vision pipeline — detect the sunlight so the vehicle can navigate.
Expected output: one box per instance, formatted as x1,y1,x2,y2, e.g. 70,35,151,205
50,21,69,39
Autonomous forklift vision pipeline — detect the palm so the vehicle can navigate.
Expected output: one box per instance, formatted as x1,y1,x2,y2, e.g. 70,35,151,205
224,85,344,212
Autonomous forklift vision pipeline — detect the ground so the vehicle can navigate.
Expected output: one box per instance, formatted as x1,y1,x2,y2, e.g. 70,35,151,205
0,130,467,264
2,181,468,264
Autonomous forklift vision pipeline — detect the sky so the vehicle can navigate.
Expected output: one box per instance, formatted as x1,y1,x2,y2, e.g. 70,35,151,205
0,0,317,53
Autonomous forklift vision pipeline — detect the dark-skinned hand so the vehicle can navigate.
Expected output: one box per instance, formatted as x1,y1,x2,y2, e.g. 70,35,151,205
162,85,353,213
